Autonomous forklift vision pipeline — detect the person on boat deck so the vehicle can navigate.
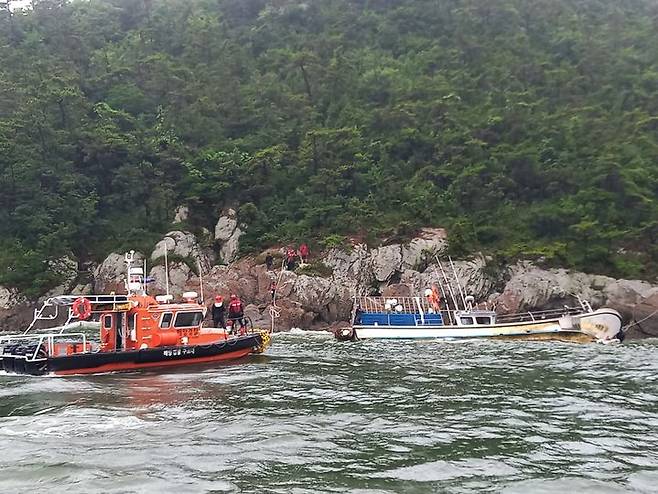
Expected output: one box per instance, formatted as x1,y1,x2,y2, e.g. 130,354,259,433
298,243,309,265
228,294,246,333
211,295,226,329
265,253,274,271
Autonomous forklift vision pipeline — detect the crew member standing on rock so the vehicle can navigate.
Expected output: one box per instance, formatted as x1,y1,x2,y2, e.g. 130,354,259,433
299,243,309,265
228,294,246,333
210,295,226,329
285,247,297,271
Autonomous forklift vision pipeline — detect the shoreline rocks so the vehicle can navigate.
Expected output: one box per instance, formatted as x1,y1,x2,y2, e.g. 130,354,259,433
2,227,658,338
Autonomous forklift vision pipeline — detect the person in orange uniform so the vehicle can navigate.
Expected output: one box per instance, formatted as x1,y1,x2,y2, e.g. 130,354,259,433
228,294,246,334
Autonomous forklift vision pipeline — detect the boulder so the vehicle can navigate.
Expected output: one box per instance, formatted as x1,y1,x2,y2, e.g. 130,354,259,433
273,299,316,330
1,286,24,311
173,205,189,224
94,252,144,293
148,262,193,299
151,231,214,274
382,284,412,298
243,303,264,326
214,209,244,263
371,244,402,282
324,244,373,288
0,286,30,332
401,227,448,269
624,292,658,339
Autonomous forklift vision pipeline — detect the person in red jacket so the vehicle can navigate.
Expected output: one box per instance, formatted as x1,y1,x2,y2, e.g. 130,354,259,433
228,294,246,333
285,247,297,271
299,243,309,265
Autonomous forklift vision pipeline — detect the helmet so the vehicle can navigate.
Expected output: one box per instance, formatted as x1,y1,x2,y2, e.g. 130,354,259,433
424,288,433,297
230,294,237,299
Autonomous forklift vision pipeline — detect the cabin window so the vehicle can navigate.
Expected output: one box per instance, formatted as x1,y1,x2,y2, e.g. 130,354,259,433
174,311,203,328
460,316,474,325
476,316,491,325
103,315,113,329
160,312,173,329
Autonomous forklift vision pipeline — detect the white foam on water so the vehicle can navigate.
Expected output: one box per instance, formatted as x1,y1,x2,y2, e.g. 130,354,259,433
272,328,333,337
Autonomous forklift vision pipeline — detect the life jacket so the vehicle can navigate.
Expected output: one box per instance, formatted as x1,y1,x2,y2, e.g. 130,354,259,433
300,244,309,256
229,299,243,315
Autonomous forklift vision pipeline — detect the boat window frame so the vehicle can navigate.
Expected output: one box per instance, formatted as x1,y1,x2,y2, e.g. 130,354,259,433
475,316,492,325
173,311,204,328
460,316,474,325
102,314,113,329
160,312,174,329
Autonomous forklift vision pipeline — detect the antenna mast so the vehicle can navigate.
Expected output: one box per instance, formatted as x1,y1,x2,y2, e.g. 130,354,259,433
164,243,170,298
436,255,461,311
448,256,467,309
197,259,204,304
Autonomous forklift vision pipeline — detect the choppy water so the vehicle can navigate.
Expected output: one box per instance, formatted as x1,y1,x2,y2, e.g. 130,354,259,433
1,333,657,493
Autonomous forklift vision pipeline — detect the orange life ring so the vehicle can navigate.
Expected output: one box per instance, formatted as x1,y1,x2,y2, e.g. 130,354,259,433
72,297,92,320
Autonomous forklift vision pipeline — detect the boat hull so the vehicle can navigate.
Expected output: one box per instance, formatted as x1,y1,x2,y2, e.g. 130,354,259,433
344,309,623,343
1,333,265,376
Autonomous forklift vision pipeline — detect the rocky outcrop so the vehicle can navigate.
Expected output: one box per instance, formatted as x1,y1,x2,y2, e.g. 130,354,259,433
1,286,23,311
172,205,189,224
151,230,214,273
491,261,658,339
3,226,658,338
0,286,31,331
214,209,244,263
94,252,143,293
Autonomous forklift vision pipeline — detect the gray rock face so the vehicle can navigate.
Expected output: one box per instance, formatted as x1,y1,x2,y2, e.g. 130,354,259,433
1,286,24,310
173,205,189,224
94,252,144,293
401,227,448,269
371,245,403,282
151,231,213,273
214,209,244,263
149,262,193,298
325,244,373,289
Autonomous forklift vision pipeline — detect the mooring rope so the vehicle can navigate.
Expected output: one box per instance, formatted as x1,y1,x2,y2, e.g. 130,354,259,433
623,308,658,334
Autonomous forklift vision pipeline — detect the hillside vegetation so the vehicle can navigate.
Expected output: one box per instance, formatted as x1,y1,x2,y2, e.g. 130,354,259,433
1,0,657,295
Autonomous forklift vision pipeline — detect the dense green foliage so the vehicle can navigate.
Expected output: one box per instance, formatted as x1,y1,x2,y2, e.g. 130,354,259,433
1,0,658,295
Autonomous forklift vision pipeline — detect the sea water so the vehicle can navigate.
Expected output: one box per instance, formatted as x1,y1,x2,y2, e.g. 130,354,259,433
1,334,657,493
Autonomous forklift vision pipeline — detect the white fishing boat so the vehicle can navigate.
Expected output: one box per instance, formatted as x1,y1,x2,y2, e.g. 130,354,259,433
335,258,623,343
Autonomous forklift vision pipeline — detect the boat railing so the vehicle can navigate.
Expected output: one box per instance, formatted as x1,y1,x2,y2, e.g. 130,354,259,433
358,296,434,314
0,332,90,361
355,296,587,326
495,307,584,323
24,294,131,334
